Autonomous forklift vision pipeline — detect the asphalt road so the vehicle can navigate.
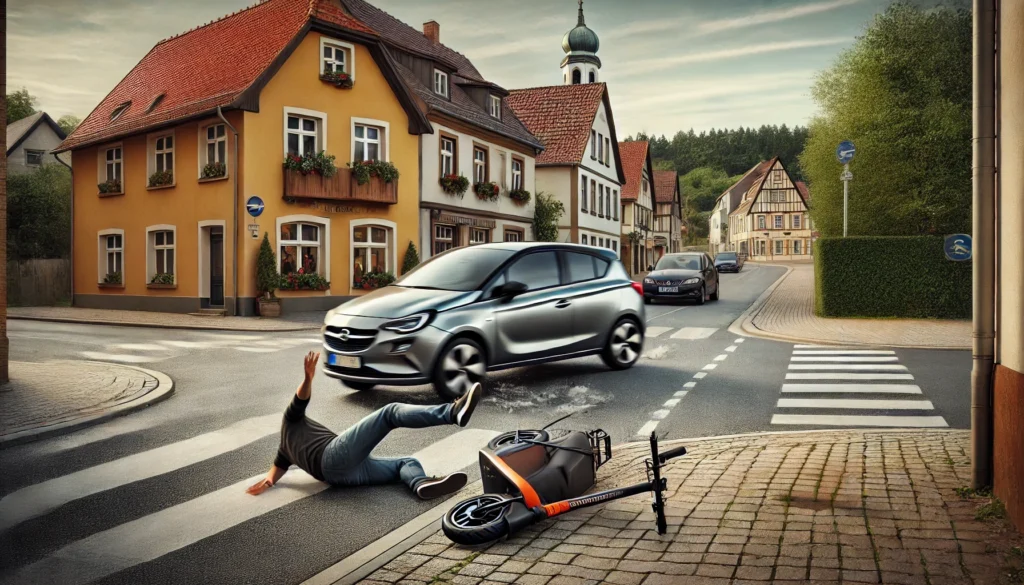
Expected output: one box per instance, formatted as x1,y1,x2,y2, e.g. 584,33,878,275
0,263,971,585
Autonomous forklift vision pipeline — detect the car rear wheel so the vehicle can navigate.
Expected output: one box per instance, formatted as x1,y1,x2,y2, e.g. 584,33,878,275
432,338,487,400
696,285,706,305
343,381,375,391
601,319,643,370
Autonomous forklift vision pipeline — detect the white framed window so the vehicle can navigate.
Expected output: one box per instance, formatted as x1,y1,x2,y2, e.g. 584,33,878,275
146,225,176,283
434,224,455,255
473,147,488,183
470,228,489,245
440,136,456,176
590,131,597,159
590,179,597,212
283,107,327,158
489,95,501,119
794,240,802,255
792,214,802,229
581,176,588,211
581,234,588,245
352,118,389,162
200,123,228,178
280,221,324,276
504,229,523,242
351,219,396,288
604,138,610,165
26,149,44,166
598,185,604,216
97,229,124,284
597,134,603,163
758,215,766,229
612,241,618,253
774,215,784,229
320,37,355,77
100,145,123,186
512,158,523,190
154,135,174,173
434,69,449,97
775,240,784,255
613,191,619,220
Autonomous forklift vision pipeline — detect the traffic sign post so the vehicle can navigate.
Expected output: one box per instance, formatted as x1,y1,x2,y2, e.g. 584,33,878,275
836,141,856,237
944,234,973,262
246,196,265,218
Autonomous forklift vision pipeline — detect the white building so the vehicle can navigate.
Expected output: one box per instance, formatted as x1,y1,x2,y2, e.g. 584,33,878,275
5,112,66,175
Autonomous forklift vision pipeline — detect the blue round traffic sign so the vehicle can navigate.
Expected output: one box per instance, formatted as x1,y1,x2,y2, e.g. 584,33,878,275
246,196,265,218
944,234,972,262
836,141,856,164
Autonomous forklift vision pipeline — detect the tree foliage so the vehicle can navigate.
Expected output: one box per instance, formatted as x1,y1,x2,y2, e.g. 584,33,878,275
256,233,279,299
532,192,564,242
799,2,971,237
401,241,420,274
6,88,37,124
57,115,81,135
6,164,72,260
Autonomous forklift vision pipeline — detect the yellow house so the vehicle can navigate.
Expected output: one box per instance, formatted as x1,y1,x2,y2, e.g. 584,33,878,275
56,0,434,315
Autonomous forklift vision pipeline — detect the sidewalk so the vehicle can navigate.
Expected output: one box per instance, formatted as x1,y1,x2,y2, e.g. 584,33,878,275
741,263,971,349
359,430,1022,585
0,360,174,446
7,306,322,331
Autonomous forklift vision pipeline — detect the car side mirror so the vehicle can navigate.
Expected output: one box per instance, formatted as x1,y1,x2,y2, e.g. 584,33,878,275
495,280,528,299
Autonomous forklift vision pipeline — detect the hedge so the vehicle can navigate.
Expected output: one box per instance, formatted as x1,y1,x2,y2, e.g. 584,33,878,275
814,236,971,319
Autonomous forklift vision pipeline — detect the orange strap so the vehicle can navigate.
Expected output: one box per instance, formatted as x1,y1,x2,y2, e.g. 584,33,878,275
482,451,542,508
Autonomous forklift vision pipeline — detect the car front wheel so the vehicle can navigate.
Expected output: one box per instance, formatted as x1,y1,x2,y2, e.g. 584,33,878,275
601,319,643,370
710,281,720,301
696,285,706,305
343,381,375,391
432,338,487,399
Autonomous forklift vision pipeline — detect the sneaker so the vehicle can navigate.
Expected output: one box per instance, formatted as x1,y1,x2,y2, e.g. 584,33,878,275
451,382,482,427
414,472,468,500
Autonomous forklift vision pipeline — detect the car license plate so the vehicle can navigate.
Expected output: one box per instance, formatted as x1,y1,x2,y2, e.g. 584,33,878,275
328,353,360,369
659,286,679,293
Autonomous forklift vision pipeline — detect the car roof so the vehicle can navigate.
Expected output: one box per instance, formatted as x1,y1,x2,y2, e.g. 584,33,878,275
472,242,618,259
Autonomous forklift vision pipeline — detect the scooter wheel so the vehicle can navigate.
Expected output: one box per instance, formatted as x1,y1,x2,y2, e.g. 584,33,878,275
487,430,549,450
442,495,513,546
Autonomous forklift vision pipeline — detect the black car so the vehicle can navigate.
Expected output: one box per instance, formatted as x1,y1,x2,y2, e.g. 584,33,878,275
642,252,720,305
714,251,743,273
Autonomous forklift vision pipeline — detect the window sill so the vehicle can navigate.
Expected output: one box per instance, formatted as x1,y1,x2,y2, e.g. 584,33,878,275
147,183,175,191
147,283,177,290
98,283,125,290
199,175,229,184
98,192,125,198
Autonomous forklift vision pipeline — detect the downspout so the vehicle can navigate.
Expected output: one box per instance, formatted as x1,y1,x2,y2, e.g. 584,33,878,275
217,107,242,316
56,152,73,305
971,0,997,490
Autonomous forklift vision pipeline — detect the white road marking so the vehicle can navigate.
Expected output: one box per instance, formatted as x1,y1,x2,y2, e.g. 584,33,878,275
4,429,498,585
793,350,895,355
714,355,727,361
671,327,718,340
78,352,165,364
642,345,669,360
196,333,264,341
683,382,697,389
646,306,689,322
664,399,681,407
637,421,660,436
112,343,168,351
0,415,281,532
781,384,923,394
776,398,935,410
651,410,670,420
787,373,915,380
790,356,898,363
645,326,673,338
771,414,948,428
702,363,718,370
235,347,282,353
735,339,744,343
694,372,707,379
673,391,688,398
725,345,738,353
788,364,908,371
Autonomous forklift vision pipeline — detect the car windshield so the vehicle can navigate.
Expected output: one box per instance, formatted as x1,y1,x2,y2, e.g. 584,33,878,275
396,247,516,291
655,255,701,271
717,254,737,261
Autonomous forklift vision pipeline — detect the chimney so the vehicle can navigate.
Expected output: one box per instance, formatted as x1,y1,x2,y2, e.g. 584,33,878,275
423,20,440,44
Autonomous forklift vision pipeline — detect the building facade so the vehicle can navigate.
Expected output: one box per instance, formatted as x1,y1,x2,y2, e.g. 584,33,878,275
618,141,655,276
709,160,771,256
6,112,66,175
652,170,682,258
727,158,812,261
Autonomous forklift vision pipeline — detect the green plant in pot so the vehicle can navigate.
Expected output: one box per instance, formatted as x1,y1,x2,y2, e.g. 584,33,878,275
256,233,281,317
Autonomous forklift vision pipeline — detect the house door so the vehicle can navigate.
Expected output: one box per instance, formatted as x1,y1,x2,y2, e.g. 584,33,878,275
210,228,224,306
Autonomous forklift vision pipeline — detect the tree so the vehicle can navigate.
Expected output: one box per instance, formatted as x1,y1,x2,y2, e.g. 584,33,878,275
57,115,81,135
401,241,420,274
679,167,738,214
6,88,37,124
6,164,72,260
532,192,564,242
799,1,971,237
256,233,279,299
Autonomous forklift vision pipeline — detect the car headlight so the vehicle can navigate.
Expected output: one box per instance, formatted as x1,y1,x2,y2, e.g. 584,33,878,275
381,312,433,333
683,277,701,285
643,278,655,284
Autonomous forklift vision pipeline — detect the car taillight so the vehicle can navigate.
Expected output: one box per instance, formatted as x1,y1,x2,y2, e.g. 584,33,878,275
631,282,643,295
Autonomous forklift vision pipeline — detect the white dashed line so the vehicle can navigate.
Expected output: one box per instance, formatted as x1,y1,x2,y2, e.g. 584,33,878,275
703,364,718,370
725,345,738,352
714,355,728,361
735,339,745,343
645,326,673,338
694,372,707,379
664,399,681,407
683,382,697,389
637,421,660,436
674,391,688,398
651,410,671,420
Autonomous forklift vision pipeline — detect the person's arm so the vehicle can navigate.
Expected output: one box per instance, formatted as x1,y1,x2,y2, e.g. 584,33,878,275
246,465,287,496
296,351,318,400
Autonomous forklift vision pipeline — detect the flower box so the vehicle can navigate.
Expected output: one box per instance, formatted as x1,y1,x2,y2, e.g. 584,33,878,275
202,162,227,180
147,283,177,290
353,271,395,291
440,174,469,198
474,182,500,202
98,283,125,290
320,70,354,89
509,189,532,205
98,180,123,197
283,168,397,204
279,271,331,291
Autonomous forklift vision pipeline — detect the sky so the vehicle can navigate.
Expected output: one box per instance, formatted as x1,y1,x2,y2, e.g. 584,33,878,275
7,0,936,137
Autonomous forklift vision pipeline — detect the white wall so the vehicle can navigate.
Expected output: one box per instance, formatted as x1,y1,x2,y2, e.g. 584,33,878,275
575,100,621,237
8,123,64,175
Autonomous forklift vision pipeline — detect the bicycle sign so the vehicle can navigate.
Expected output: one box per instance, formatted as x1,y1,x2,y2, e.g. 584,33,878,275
944,234,972,262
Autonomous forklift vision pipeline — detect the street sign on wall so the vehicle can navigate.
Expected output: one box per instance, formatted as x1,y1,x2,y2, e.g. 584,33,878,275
836,141,856,164
944,234,972,261
246,196,265,218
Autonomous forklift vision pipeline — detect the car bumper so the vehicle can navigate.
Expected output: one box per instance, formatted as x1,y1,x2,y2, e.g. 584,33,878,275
715,264,739,272
642,282,704,299
319,314,450,386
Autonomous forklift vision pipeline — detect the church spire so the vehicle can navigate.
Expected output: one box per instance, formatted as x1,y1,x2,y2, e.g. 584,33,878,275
577,0,586,26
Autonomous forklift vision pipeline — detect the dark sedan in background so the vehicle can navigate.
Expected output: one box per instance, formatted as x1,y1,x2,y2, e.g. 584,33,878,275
642,252,720,305
714,251,744,273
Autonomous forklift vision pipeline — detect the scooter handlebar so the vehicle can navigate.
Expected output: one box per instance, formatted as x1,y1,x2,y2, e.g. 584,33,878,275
658,445,687,463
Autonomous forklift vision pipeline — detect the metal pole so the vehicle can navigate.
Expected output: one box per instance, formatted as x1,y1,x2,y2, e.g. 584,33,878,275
971,0,997,490
216,107,241,316
843,164,849,237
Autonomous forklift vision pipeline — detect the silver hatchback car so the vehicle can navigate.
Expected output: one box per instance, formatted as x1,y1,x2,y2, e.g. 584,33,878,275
321,243,646,398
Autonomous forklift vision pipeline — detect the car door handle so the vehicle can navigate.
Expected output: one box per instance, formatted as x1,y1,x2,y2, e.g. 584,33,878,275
554,300,571,309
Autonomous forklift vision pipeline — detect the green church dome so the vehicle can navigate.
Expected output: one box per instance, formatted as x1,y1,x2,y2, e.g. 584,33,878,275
561,1,599,55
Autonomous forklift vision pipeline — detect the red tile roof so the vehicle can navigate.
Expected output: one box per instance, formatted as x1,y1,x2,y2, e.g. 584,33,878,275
653,170,678,204
730,157,781,217
618,141,649,201
58,0,376,152
796,181,810,201
505,84,606,165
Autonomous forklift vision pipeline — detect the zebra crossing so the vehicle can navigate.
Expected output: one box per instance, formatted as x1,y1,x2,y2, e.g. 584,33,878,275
770,344,949,428
644,326,719,340
78,334,324,364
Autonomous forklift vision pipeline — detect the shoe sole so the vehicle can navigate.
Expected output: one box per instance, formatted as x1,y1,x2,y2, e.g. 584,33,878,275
416,473,468,500
456,385,481,427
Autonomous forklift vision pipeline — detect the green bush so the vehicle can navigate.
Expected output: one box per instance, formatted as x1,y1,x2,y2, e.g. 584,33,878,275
401,242,420,274
256,233,279,299
814,236,970,319
6,164,71,260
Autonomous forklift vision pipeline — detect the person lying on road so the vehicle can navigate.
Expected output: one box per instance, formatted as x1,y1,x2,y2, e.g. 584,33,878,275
246,351,481,499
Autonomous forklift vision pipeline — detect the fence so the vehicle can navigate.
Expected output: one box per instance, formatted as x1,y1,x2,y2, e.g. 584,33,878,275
7,259,71,306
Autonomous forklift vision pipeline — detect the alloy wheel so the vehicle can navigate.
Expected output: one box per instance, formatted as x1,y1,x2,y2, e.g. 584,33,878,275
610,321,643,365
441,343,486,397
449,495,510,528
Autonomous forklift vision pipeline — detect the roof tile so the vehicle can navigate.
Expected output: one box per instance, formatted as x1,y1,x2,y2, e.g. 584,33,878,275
505,84,605,165
618,141,649,201
730,157,780,216
653,170,678,203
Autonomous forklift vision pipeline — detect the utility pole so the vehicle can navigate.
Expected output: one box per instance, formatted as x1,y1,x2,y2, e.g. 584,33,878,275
837,141,855,237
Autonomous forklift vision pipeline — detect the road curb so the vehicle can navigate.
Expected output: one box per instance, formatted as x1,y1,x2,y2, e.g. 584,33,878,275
0,363,175,448
726,262,794,341
7,314,319,332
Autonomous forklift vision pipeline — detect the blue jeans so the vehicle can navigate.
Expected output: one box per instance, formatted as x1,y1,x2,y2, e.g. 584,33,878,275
320,403,453,489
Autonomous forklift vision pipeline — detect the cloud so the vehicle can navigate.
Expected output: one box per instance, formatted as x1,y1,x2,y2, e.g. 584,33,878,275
614,70,817,111
696,0,867,35
620,37,853,76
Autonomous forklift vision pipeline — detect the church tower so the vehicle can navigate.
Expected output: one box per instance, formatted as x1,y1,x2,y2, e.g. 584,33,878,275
561,0,601,85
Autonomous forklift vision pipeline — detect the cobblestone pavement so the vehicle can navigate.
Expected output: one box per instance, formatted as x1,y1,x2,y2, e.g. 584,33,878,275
362,431,1023,585
0,360,160,436
747,264,971,349
8,306,321,331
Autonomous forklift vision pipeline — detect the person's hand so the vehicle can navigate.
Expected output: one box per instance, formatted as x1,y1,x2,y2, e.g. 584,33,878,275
303,351,319,381
246,478,273,496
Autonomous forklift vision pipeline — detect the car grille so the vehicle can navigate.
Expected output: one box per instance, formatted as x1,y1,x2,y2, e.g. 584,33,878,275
655,280,682,286
323,326,377,353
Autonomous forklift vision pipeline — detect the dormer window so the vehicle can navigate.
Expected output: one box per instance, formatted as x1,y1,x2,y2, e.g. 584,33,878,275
146,93,165,114
489,95,501,119
433,70,449,98
110,102,131,122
